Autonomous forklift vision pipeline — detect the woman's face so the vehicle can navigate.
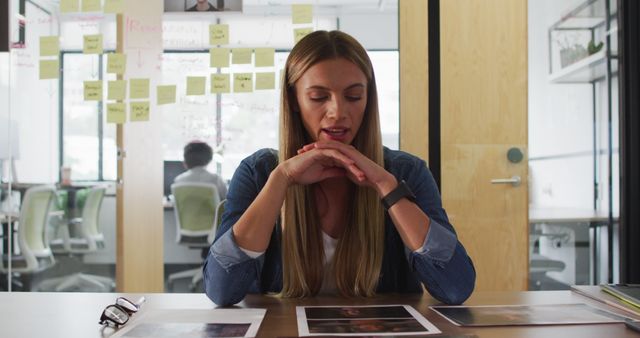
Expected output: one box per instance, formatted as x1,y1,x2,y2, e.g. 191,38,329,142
294,58,368,145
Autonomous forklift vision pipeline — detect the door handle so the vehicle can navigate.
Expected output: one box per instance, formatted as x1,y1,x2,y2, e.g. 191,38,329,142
491,176,521,187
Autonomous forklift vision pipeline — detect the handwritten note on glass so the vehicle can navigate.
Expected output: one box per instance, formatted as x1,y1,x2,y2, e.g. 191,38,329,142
39,60,59,80
255,72,276,90
107,103,126,124
187,76,206,96
211,74,230,93
84,81,103,101
104,0,124,14
40,36,59,57
130,101,150,122
209,24,229,45
294,28,313,44
83,34,103,54
210,48,230,68
292,4,313,24
157,85,177,105
234,73,253,93
107,53,127,75
254,48,275,67
60,0,79,13
108,80,127,101
130,78,150,99
232,48,252,65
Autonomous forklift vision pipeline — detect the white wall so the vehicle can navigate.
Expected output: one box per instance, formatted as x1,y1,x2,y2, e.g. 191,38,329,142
528,0,596,210
8,3,59,184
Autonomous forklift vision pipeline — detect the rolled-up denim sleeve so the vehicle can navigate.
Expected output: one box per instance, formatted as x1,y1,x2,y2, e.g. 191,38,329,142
401,157,476,305
203,150,275,306
203,228,264,306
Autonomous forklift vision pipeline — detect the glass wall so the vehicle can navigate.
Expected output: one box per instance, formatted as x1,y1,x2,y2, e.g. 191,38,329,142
0,0,399,293
528,0,619,290
160,4,399,293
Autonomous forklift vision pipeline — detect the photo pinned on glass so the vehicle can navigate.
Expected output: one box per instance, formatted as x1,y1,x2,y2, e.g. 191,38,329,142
99,296,146,327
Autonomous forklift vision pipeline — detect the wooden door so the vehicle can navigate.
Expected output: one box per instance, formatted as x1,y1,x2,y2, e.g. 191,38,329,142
440,0,529,291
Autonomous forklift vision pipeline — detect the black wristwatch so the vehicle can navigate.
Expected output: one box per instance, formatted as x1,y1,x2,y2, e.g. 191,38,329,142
381,180,416,210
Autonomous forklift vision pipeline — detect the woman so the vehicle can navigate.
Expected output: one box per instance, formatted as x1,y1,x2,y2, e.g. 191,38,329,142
203,30,475,306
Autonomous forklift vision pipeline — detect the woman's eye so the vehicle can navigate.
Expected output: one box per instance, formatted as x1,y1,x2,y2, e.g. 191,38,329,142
310,96,328,102
346,96,362,101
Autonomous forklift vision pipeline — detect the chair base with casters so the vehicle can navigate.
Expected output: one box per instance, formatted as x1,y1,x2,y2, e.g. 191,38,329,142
34,272,114,292
38,187,115,292
38,233,115,292
166,241,209,292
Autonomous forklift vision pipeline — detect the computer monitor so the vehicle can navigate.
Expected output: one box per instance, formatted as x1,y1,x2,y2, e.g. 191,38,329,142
164,160,186,197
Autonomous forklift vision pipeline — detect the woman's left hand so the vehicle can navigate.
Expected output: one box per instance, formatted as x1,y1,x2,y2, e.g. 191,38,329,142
298,141,398,196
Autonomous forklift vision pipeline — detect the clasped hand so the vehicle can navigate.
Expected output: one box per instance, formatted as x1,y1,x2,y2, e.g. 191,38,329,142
279,141,397,196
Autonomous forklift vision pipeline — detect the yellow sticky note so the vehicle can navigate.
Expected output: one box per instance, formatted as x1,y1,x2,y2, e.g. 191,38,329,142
40,36,59,57
82,0,101,12
232,48,252,64
210,48,230,68
106,103,126,124
233,73,253,93
186,76,206,96
255,72,275,90
294,28,313,44
129,78,150,99
157,85,176,105
107,53,126,75
84,81,103,101
83,34,103,54
292,4,313,24
39,60,59,80
104,0,124,14
254,48,275,67
211,74,230,94
107,80,127,101
60,0,79,13
209,24,229,45
130,101,150,122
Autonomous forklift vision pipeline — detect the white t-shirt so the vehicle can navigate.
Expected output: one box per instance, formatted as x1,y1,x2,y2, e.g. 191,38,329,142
239,230,339,294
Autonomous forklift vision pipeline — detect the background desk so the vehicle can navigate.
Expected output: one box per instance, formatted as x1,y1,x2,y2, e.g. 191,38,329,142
1,287,639,337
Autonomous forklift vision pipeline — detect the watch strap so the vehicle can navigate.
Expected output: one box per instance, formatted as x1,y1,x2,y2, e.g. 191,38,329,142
381,180,416,210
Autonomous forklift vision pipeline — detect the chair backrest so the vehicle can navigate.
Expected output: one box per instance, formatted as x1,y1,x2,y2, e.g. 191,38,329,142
208,199,226,244
171,182,220,243
80,186,106,239
17,185,56,272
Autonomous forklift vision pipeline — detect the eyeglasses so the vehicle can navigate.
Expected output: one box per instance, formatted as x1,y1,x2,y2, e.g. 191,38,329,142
99,296,146,327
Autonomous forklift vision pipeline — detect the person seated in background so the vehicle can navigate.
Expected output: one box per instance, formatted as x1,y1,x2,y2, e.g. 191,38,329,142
203,30,475,307
186,0,221,12
174,141,227,201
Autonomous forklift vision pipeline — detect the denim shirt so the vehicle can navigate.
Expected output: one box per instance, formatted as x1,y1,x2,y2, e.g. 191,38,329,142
203,148,476,306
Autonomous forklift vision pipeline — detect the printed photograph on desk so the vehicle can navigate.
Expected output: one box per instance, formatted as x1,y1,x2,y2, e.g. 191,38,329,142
296,305,441,336
111,308,265,338
431,303,630,327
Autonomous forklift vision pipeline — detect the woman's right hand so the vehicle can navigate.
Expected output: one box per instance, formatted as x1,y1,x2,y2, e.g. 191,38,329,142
277,146,366,186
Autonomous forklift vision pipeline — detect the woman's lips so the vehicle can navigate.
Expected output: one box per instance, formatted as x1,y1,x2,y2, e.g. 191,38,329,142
321,127,349,141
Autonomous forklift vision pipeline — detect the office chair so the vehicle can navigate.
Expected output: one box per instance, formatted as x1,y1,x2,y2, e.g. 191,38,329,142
38,186,115,292
529,225,569,290
188,198,226,291
167,182,220,292
0,185,57,291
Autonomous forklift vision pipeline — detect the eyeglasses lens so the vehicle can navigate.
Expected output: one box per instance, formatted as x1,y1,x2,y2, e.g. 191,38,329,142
116,297,138,313
103,305,129,325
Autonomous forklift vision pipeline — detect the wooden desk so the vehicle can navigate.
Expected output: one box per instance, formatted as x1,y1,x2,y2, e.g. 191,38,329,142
0,288,639,337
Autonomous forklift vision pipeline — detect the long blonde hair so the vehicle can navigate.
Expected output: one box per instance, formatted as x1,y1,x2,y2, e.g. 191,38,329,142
279,30,385,298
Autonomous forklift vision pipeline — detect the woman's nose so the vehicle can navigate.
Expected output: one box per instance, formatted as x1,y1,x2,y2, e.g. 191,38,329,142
326,97,346,120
